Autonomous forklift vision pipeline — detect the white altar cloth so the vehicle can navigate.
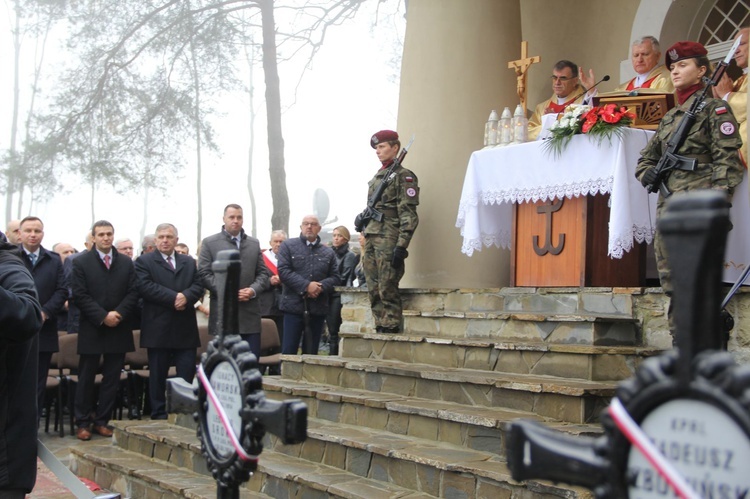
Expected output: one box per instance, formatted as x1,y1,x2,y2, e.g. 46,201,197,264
456,128,658,258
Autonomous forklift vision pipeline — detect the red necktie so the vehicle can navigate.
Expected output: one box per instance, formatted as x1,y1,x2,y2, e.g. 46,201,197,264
104,254,111,269
167,256,175,269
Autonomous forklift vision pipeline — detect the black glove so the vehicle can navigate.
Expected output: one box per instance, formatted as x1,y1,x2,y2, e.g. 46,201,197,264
391,246,408,268
354,213,365,233
641,168,658,188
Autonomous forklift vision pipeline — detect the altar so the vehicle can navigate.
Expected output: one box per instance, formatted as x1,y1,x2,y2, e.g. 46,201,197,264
455,128,750,287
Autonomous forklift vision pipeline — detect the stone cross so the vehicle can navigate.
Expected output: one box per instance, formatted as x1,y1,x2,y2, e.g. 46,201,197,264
507,41,541,115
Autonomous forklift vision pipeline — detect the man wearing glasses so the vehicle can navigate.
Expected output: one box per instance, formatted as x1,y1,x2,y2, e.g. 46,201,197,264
528,60,596,140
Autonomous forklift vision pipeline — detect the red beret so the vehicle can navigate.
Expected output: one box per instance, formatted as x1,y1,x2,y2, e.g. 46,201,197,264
370,130,399,148
665,41,708,68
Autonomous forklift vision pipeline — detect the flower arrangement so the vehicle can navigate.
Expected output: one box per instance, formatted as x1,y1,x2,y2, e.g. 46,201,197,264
544,103,636,157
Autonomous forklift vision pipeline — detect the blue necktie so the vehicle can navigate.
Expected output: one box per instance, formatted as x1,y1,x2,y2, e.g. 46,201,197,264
232,237,240,249
29,253,37,267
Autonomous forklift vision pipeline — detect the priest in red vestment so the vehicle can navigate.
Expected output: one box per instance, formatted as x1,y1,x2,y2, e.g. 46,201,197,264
528,60,595,140
614,36,673,93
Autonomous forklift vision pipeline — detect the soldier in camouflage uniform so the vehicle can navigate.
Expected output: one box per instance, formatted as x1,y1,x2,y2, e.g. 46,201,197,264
361,130,419,334
637,41,744,295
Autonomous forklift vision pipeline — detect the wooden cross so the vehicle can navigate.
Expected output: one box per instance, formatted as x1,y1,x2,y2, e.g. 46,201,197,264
508,41,541,115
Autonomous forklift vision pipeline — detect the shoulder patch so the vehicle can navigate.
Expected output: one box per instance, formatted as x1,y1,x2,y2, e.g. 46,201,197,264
406,187,417,198
716,106,728,115
720,121,736,135
404,176,414,182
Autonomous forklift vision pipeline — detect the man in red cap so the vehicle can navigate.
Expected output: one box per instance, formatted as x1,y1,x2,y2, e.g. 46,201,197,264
360,130,419,334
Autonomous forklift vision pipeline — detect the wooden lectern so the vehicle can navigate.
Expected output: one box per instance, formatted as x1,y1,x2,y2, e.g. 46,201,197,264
594,92,675,130
511,194,645,287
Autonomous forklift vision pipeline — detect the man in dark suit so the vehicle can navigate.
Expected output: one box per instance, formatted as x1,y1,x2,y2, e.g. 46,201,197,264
72,220,138,440
18,216,67,421
199,204,270,357
135,223,204,420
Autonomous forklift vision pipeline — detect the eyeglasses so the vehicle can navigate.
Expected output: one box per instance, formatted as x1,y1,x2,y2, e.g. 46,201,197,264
550,75,576,82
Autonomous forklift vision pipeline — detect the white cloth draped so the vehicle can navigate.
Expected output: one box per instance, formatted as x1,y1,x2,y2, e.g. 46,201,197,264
456,127,658,259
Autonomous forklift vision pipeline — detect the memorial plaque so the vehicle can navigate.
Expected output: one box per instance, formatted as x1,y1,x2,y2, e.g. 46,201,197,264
206,361,244,458
627,399,750,498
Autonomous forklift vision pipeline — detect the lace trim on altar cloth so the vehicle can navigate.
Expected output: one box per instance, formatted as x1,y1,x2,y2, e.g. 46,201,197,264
608,224,655,259
455,176,614,227
459,230,512,257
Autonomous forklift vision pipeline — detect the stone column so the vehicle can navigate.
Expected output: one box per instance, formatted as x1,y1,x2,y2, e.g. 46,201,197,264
397,0,522,289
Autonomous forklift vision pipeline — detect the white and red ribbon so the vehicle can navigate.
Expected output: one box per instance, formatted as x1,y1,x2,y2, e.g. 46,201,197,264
197,363,258,463
608,398,699,499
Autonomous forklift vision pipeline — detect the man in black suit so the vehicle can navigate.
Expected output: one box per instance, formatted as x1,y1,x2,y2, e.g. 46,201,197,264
18,216,67,421
72,220,138,440
135,223,204,420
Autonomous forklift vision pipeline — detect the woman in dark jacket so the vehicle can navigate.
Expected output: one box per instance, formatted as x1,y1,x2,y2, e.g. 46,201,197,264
326,226,358,355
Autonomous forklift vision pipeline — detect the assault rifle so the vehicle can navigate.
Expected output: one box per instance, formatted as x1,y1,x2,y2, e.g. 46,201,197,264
354,135,415,232
644,36,742,197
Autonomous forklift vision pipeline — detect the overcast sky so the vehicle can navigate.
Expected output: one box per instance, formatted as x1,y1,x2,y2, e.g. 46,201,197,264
0,1,405,252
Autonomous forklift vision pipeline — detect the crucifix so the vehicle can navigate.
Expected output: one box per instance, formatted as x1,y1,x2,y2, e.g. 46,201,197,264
508,41,541,116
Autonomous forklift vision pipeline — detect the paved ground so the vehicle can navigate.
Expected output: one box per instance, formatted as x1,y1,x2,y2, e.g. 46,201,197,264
30,419,148,498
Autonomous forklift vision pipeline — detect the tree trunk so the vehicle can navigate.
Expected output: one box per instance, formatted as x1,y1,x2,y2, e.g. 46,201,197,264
246,45,257,239
190,38,204,248
259,0,289,233
5,1,22,223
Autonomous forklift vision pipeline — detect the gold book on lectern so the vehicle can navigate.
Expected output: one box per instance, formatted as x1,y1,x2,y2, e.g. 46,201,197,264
594,90,675,130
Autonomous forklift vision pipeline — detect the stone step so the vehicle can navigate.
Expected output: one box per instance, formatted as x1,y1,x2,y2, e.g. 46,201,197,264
280,355,617,424
262,376,602,458
99,419,593,498
340,333,664,381
95,420,440,498
267,417,593,498
340,287,676,350
400,310,639,346
68,440,269,499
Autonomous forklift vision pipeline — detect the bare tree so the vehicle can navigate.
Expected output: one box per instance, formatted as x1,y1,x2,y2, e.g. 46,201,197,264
29,0,367,234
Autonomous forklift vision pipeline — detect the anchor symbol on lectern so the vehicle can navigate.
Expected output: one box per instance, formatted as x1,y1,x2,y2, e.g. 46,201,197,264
533,198,565,256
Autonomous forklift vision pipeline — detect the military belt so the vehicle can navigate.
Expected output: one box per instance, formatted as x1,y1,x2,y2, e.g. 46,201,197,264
676,153,712,169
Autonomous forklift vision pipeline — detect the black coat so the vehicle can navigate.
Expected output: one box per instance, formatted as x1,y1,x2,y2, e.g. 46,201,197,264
0,243,43,492
21,246,67,352
72,249,138,355
135,251,204,349
278,235,340,316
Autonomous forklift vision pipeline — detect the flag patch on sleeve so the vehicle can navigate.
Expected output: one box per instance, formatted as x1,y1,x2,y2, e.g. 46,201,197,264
404,176,414,182
716,106,728,115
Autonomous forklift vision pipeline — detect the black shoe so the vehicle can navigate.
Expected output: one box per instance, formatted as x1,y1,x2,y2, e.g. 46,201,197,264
375,326,384,333
381,326,400,334
129,405,141,420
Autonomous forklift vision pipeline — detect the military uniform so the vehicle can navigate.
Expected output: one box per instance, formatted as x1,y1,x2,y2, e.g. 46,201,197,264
637,93,743,293
362,132,419,333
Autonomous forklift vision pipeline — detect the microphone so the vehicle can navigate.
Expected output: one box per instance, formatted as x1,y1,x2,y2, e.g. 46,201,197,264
573,74,610,103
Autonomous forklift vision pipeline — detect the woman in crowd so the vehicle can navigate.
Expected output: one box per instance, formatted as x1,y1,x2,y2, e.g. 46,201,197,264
326,226,357,355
